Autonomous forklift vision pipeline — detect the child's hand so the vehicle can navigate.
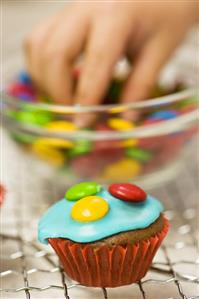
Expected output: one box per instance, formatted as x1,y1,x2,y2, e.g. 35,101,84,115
25,1,197,108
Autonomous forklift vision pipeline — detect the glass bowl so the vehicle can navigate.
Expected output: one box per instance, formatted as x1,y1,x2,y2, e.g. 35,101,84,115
1,61,199,188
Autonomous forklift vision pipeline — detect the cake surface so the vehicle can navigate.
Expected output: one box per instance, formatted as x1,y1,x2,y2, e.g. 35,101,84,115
39,184,163,244
86,213,164,248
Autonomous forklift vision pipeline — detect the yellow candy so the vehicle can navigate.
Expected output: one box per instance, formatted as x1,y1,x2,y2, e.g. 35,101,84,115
108,118,138,148
102,158,141,180
46,121,77,132
122,139,138,148
34,137,73,149
71,196,109,222
109,106,127,114
32,140,65,166
108,118,135,131
45,121,76,148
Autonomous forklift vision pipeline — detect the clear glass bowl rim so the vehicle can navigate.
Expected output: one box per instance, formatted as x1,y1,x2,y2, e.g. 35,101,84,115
2,87,199,140
2,87,198,113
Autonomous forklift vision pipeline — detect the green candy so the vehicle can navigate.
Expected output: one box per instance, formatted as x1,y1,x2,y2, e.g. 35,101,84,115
69,139,92,158
11,132,36,144
125,147,152,162
178,96,198,109
65,182,101,201
6,109,18,119
16,109,52,126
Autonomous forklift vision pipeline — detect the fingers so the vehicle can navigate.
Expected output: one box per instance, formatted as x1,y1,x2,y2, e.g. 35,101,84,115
24,15,59,90
73,17,131,126
42,13,88,104
24,9,89,104
121,29,183,106
75,18,132,105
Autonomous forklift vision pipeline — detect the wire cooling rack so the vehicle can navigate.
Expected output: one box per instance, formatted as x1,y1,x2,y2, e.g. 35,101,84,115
1,131,199,299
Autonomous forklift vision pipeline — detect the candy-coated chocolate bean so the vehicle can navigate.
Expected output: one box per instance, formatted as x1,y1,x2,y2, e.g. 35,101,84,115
69,139,92,157
70,154,103,178
32,140,65,166
95,123,114,132
94,118,138,149
107,118,137,147
35,138,73,149
143,118,161,126
17,93,35,102
102,159,141,181
138,135,164,150
16,110,52,126
0,184,5,206
108,118,135,131
176,96,198,109
122,139,138,148
46,121,77,132
70,147,123,179
125,147,152,162
180,106,195,115
94,139,120,151
109,105,127,114
108,183,147,202
8,83,35,97
93,148,124,166
65,182,101,201
7,109,19,120
71,196,109,222
17,71,32,85
12,132,36,144
149,110,178,121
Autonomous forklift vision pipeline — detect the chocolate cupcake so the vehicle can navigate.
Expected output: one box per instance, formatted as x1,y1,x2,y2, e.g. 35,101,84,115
39,182,169,287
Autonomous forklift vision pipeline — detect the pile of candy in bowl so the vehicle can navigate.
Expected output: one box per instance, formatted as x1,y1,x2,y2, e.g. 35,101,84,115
2,70,198,183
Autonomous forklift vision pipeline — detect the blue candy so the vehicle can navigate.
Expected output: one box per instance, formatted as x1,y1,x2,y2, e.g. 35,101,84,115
149,110,178,120
17,71,32,85
16,93,34,102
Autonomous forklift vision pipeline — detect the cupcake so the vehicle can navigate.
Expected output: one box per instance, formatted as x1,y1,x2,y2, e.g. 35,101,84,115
39,182,169,287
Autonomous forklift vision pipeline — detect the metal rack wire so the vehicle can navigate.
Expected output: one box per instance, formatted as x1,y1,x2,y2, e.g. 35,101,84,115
1,132,199,299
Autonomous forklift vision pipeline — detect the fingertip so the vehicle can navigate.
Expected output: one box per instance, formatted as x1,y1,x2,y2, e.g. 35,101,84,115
120,65,155,122
48,85,73,105
122,110,140,122
74,112,97,129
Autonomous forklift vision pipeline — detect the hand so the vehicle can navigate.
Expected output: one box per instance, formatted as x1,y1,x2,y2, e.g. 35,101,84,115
25,1,198,124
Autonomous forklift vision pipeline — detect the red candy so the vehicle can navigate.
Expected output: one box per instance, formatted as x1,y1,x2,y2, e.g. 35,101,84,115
94,123,120,150
143,118,161,126
108,183,146,202
95,123,114,132
8,83,35,97
0,184,6,206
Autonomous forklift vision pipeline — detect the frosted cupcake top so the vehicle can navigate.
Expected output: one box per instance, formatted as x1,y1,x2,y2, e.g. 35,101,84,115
38,182,163,244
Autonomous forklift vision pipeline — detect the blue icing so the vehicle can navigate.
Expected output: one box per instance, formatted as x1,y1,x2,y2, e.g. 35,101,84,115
38,190,163,244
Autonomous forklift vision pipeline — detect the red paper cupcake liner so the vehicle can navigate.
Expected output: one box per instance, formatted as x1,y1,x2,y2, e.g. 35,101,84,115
49,216,169,287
